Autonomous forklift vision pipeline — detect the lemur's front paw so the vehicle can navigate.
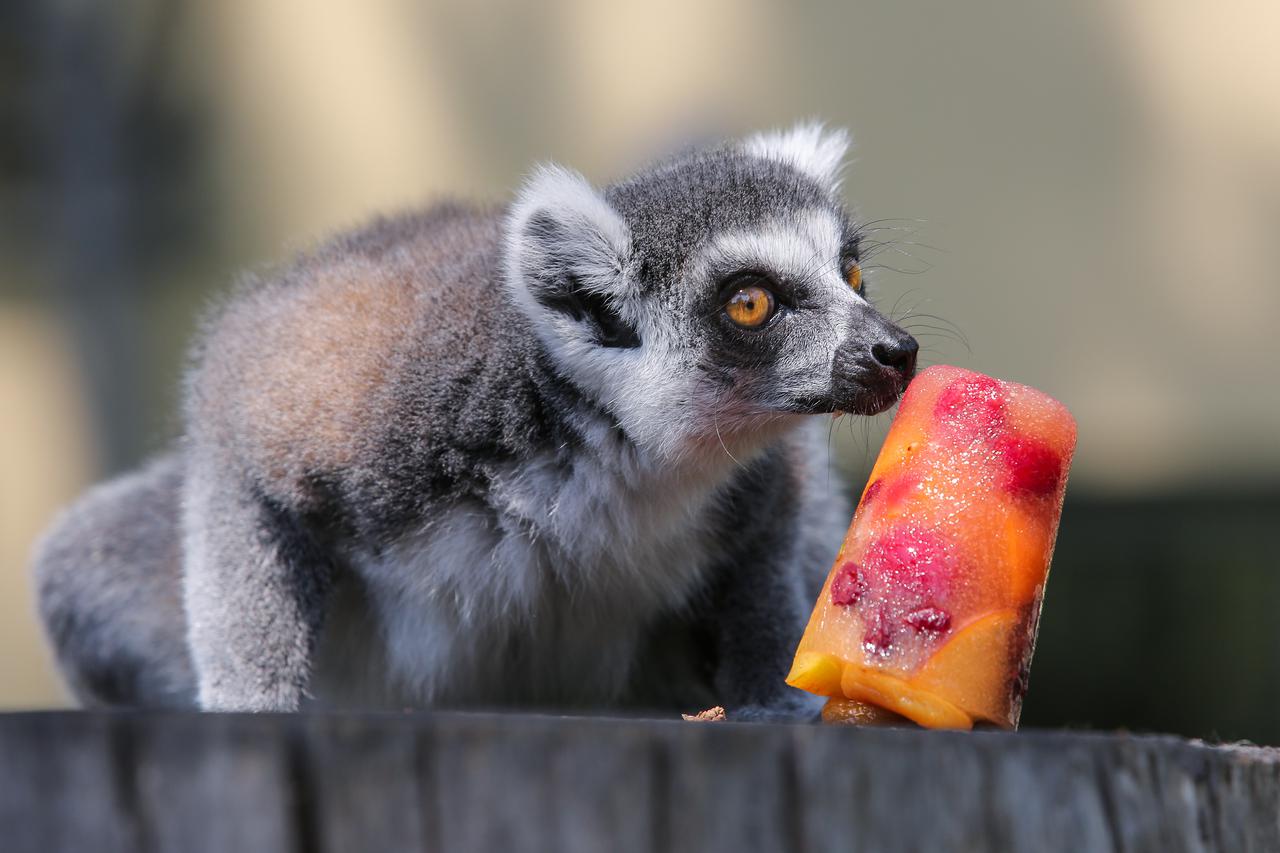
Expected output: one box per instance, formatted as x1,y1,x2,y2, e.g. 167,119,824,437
722,695,824,724
197,678,302,713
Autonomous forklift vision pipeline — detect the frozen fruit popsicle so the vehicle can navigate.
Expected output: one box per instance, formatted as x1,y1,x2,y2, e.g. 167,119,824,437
787,365,1077,730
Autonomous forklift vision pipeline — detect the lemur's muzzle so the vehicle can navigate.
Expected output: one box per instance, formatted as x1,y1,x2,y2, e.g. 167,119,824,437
829,308,918,415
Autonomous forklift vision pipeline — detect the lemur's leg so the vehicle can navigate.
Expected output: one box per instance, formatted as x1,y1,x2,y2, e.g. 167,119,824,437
32,453,196,708
704,547,825,723
701,449,847,723
182,454,333,711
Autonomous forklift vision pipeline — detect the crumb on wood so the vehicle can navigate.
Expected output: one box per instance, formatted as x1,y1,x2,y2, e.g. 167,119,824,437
681,705,726,722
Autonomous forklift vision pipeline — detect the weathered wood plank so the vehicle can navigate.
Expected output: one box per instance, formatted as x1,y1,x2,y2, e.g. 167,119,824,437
427,715,659,853
793,724,999,852
0,714,138,853
131,713,301,853
0,712,1275,853
664,721,796,853
301,714,427,853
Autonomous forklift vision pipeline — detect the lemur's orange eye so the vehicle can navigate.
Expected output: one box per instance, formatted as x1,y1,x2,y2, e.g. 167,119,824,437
847,263,863,293
724,286,776,328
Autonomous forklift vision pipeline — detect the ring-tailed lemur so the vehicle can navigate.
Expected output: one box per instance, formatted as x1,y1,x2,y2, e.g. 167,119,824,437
32,124,918,718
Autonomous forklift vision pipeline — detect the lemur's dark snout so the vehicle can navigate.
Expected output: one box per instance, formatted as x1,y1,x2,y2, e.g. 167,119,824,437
829,314,919,415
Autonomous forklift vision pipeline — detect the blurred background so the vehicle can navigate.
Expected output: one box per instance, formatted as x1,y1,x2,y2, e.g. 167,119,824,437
2,0,1277,742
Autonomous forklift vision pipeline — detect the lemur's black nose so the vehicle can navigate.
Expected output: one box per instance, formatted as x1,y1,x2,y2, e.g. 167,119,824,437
828,311,919,415
872,332,919,380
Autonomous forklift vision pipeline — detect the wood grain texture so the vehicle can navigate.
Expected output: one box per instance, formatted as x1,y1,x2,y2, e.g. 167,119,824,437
0,712,1275,853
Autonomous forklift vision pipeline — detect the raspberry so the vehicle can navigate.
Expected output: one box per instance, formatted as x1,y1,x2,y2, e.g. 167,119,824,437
830,562,868,607
934,374,1005,435
904,606,952,633
862,607,893,654
996,435,1064,496
864,525,954,601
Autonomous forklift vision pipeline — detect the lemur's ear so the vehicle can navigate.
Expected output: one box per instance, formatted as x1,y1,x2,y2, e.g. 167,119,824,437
743,122,851,190
505,165,640,349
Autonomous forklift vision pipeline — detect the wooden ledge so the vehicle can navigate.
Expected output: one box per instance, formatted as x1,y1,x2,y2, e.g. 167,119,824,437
0,711,1276,852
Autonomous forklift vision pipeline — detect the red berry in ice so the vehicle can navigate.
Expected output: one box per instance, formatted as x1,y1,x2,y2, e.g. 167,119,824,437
863,607,893,654
864,525,954,600
934,374,1005,435
830,562,868,607
904,606,952,634
996,435,1064,496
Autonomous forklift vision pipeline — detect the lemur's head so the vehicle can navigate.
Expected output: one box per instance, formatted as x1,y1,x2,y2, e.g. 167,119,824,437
505,123,918,464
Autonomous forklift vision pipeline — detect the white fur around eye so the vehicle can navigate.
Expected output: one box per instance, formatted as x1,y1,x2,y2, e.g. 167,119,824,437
694,209,857,303
744,122,852,189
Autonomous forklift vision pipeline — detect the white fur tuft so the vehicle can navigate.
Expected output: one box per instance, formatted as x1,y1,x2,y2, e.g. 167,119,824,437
743,122,852,189
504,163,634,307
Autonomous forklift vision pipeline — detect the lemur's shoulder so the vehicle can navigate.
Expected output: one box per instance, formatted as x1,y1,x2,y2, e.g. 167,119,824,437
185,202,510,502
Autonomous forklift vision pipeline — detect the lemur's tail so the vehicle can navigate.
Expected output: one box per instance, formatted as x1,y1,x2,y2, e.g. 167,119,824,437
31,452,196,708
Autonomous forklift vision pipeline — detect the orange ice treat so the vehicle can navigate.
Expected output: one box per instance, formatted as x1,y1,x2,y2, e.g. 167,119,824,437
787,365,1077,730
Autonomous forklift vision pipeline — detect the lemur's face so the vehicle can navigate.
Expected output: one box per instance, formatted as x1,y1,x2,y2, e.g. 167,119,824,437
506,124,918,463
677,207,916,420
